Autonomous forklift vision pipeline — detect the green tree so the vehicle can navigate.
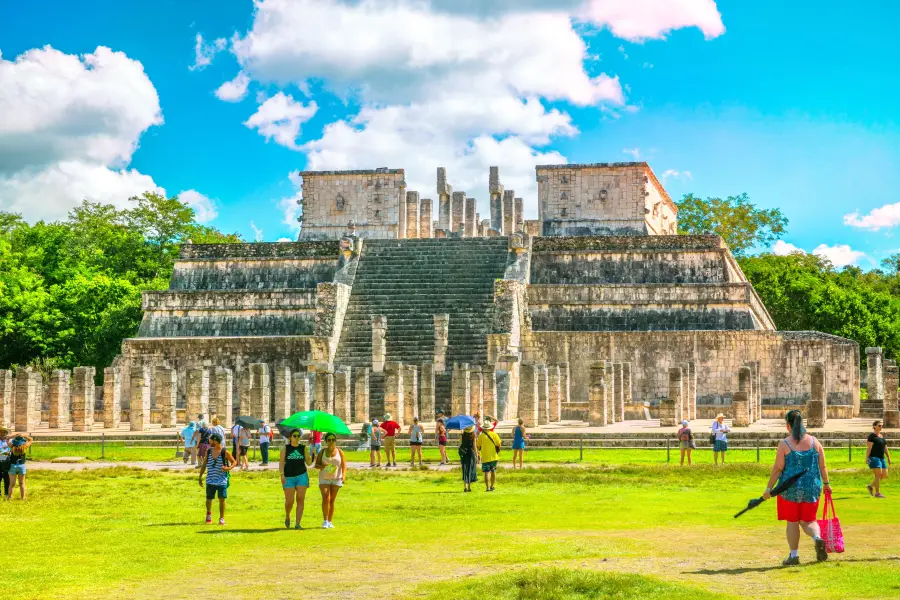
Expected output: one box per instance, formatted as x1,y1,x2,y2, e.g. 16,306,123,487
677,192,788,256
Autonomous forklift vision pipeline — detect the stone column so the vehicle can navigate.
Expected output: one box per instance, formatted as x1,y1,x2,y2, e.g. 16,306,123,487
502,190,515,237
589,363,608,426
613,363,625,422
867,347,885,410
293,373,311,413
273,365,292,421
433,314,449,372
334,367,352,423
451,362,470,416
622,362,633,408
402,364,418,422
514,197,524,233
48,370,71,428
559,363,571,405
884,364,899,428
746,362,757,423
469,366,483,417
186,368,210,424
103,367,122,429
807,362,827,428
130,366,151,431
239,366,251,416
384,362,405,425
14,370,42,431
354,367,370,422
437,167,452,231
406,191,420,239
71,367,96,432
732,366,751,427
452,191,466,235
518,364,539,426
482,366,497,418
489,166,504,234
604,362,617,423
372,316,387,374
315,371,335,414
155,366,177,428
420,363,435,420
210,367,233,428
249,363,270,422
464,197,476,237
536,364,550,425
659,367,682,427
548,365,561,422
685,362,696,420
755,361,762,422
0,370,12,429
420,198,433,238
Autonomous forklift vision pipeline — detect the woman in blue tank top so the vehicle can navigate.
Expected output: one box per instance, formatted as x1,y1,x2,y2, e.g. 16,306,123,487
512,418,527,469
763,410,831,566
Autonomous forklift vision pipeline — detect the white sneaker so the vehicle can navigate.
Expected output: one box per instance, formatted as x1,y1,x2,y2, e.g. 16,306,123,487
326,521,335,529
322,521,329,529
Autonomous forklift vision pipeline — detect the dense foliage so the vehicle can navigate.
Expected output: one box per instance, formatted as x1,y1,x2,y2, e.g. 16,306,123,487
676,192,788,256
0,193,241,373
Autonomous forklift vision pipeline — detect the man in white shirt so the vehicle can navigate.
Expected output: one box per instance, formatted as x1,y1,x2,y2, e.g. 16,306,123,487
259,420,273,466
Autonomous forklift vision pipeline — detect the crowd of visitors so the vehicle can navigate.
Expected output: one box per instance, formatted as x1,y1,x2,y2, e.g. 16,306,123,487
0,428,31,500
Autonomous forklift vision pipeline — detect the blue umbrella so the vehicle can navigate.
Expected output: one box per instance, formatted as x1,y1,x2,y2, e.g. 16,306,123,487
444,415,476,431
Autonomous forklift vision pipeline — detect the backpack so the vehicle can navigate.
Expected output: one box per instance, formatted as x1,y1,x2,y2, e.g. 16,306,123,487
206,448,231,488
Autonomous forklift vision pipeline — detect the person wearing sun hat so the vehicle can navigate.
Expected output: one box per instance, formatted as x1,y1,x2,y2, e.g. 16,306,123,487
712,413,730,465
477,420,502,492
380,413,401,467
369,419,384,467
676,419,694,466
459,425,478,492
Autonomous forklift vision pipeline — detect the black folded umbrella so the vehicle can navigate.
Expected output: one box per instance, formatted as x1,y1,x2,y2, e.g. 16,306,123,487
275,420,302,439
236,416,260,430
734,470,806,518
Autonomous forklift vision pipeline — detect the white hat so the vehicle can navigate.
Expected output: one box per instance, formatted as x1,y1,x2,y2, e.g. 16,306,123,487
682,420,688,426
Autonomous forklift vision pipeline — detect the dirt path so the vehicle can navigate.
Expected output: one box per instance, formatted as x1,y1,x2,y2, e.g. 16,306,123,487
27,460,589,472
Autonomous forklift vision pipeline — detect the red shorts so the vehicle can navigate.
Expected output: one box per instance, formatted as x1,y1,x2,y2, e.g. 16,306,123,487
777,496,819,522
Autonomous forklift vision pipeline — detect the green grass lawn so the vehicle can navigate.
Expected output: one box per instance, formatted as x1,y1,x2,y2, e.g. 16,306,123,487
4,462,900,599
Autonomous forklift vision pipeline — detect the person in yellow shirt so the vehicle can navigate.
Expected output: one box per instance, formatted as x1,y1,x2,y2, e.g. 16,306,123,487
477,420,502,492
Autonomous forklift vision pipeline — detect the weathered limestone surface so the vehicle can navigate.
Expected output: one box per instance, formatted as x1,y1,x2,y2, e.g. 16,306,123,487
49,370,71,429
293,373,311,413
464,197,476,238
239,367,251,416
451,363,470,417
514,198,524,233
537,364,549,425
420,364,435,420
503,190,515,237
315,371,335,414
807,362,827,428
482,366,497,418
103,367,122,428
589,363,608,426
0,370,12,429
273,365,292,422
249,363,271,422
613,363,624,422
490,166,504,234
186,367,210,423
518,364,539,426
603,362,616,423
419,198,433,238
72,367,96,432
402,364,418,422
406,192,420,239
354,367,370,422
130,366,152,431
884,365,899,428
470,366,483,417
14,370,42,431
685,362,696,420
210,367,234,428
155,366,177,428
452,191,466,235
334,367,352,423
559,363,571,405
372,315,387,374
660,367,682,427
548,365,561,422
862,347,885,418
437,167,452,231
732,366,752,427
384,362,405,425
433,314,449,372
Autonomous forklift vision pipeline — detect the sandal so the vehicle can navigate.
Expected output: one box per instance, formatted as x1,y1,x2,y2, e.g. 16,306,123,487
867,484,874,496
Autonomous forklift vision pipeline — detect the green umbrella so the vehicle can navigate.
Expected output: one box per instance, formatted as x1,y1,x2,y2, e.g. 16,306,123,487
278,411,352,435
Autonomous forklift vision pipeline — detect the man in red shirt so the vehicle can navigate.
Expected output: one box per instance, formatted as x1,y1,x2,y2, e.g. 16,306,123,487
380,414,401,467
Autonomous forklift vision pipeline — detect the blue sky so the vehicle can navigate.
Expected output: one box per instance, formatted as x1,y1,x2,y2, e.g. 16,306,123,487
1,0,898,267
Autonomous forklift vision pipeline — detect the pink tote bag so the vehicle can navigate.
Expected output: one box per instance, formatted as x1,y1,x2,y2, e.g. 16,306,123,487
817,490,844,553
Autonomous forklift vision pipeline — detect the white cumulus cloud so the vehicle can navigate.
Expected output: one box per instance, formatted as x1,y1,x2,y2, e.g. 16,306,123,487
179,189,218,223
244,92,318,149
812,243,866,268
0,45,164,222
662,169,693,181
215,71,250,102
772,240,806,256
189,33,227,71
843,202,900,231
578,0,725,41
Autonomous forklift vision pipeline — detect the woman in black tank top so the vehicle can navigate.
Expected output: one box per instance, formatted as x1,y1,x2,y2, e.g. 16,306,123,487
280,429,314,529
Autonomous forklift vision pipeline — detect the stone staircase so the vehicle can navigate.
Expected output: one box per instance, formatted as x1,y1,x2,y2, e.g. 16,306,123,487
859,398,885,419
334,238,510,413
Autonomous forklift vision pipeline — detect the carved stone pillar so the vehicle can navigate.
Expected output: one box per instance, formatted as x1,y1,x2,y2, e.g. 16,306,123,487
419,198,433,238
354,367,370,423
548,365,561,422
589,363,608,426
604,361,616,423
482,366,497,418
437,167,452,231
420,363,435,420
464,197,476,237
49,370,71,429
273,365,292,422
315,370,334,414
660,367,682,427
293,373,310,413
384,362,405,425
452,191,466,235
130,365,151,431
685,362,696,420
807,362,827,428
210,367,233,428
622,362,633,408
502,190,515,238
451,363,471,416
155,366,177,428
186,367,210,424
239,366,251,416
406,191,420,239
0,370,12,429
514,197,524,232
559,363,570,405
490,166,504,234
470,366,483,417
518,364,539,427
536,365,549,425
732,366,751,427
372,316,387,374
433,314,449,373
334,366,352,423
103,367,122,429
884,364,899,428
15,370,42,431
71,366,96,432
613,363,625,422
249,363,270,422
402,364,418,422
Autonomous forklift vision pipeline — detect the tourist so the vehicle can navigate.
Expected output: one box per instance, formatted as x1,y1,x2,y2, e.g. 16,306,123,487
477,420,502,492
180,421,198,466
237,424,251,471
210,417,226,443
408,416,424,468
314,433,347,528
308,430,323,456
193,420,211,468
259,420,273,466
763,410,830,565
369,419,384,467
436,418,449,465
512,418,526,469
380,414,401,467
458,426,478,492
677,419,694,466
231,421,241,457
866,420,891,498
280,428,313,529
0,429,12,499
198,432,236,525
6,434,31,500
712,414,730,465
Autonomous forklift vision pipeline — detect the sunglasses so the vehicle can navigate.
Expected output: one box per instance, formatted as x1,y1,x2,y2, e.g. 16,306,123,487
325,437,336,442
290,433,301,438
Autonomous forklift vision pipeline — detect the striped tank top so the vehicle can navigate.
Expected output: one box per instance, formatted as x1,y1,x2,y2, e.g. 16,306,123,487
206,449,228,486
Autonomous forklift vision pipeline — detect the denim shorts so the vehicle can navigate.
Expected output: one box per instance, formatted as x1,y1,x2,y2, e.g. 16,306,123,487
8,464,25,476
283,473,310,489
869,457,888,470
206,484,227,500
714,440,728,452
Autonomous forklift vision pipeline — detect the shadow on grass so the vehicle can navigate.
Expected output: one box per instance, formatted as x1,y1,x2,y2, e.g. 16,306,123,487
196,528,285,534
688,556,900,575
147,523,197,527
